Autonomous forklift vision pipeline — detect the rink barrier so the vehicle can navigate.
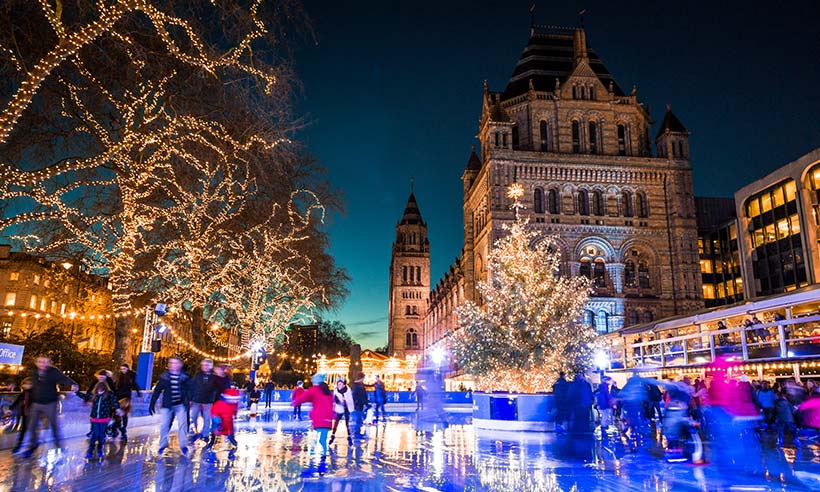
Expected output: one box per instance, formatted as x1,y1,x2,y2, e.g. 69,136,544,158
472,392,556,432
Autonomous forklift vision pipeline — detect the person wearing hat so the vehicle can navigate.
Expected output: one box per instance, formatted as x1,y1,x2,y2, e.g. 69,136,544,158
204,388,241,458
292,374,334,457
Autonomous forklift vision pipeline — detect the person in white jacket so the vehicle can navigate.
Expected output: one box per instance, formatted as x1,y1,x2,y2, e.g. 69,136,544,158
330,378,355,445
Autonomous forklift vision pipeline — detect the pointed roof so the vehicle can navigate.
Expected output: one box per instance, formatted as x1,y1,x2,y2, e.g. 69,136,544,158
502,26,624,100
489,100,511,122
465,146,482,171
399,192,424,225
656,105,688,138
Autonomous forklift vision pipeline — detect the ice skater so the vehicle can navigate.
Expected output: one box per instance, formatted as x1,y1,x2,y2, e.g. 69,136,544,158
292,374,334,476
77,381,122,460
330,378,355,445
291,381,305,420
14,355,78,457
149,357,192,456
204,388,241,459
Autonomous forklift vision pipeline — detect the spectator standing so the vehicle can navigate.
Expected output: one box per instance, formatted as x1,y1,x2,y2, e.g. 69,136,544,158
373,375,387,421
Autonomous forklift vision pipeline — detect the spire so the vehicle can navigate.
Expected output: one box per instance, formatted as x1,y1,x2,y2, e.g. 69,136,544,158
573,27,589,67
656,104,689,138
466,146,482,171
399,189,424,225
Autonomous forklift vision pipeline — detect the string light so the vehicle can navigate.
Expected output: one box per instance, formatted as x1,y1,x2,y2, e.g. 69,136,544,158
451,184,596,393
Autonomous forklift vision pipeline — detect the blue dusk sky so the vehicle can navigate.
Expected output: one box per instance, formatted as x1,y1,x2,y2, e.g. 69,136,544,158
294,0,820,349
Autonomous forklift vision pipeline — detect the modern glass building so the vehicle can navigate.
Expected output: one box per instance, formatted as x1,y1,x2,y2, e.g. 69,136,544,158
695,197,744,307
735,148,820,299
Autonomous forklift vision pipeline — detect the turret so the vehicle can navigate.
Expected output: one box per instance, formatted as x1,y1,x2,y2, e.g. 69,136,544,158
655,105,690,160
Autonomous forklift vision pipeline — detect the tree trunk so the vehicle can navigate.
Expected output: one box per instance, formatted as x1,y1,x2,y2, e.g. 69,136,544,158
112,315,133,366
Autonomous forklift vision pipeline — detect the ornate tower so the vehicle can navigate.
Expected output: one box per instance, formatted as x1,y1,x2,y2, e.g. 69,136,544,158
387,190,430,358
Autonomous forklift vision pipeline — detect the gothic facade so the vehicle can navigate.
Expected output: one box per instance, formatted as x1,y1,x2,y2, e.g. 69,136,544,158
390,25,704,362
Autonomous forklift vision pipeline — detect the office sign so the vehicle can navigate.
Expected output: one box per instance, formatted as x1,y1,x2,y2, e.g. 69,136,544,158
0,343,24,365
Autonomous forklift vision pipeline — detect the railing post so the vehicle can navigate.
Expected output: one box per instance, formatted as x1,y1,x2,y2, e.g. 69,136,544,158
709,334,716,362
741,326,749,360
778,322,788,358
660,342,666,368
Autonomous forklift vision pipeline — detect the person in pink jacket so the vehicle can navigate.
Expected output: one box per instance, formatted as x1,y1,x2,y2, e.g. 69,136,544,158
292,373,334,457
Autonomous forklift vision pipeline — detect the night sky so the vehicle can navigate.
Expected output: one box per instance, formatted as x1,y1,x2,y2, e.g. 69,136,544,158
294,0,820,348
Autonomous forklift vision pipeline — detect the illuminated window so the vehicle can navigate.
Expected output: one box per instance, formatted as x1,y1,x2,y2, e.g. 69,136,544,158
39,298,46,311
4,292,16,306
638,261,650,289
702,284,715,299
33,274,40,285
624,261,636,288
9,272,19,281
29,295,37,309
60,303,66,315
700,259,713,274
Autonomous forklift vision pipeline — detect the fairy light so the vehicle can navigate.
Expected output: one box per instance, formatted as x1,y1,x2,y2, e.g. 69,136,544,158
451,185,596,393
0,1,325,360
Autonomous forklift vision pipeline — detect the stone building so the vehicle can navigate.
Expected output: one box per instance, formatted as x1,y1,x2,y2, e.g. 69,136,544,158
391,24,704,362
387,192,430,358
0,244,116,353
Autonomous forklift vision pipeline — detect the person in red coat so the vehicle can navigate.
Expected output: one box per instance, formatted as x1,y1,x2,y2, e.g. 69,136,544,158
292,381,305,420
292,374,333,457
205,388,241,452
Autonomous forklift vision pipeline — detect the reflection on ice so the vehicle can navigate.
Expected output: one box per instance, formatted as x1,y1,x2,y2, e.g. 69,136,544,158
0,411,818,491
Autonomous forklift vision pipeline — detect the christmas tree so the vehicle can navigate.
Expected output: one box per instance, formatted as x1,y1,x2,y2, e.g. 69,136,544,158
452,185,597,393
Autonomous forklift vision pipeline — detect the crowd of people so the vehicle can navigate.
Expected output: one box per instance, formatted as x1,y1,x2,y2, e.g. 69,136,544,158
1,355,397,466
560,364,820,462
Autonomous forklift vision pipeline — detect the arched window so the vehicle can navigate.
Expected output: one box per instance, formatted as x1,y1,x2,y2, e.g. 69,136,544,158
494,132,499,147
595,311,608,334
579,259,591,279
534,188,545,214
617,124,627,156
548,189,560,214
402,266,407,284
593,260,606,288
589,121,598,154
577,189,590,216
409,266,415,283
571,121,581,153
642,311,654,324
416,266,421,283
637,192,649,218
624,260,637,288
592,190,604,216
572,86,578,99
405,305,411,315
638,261,650,289
628,310,639,326
405,328,418,348
539,120,549,151
583,310,595,326
622,190,634,217
589,86,595,100
512,127,519,149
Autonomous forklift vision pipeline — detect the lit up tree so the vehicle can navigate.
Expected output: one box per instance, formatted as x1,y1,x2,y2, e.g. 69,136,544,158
0,1,345,363
452,185,597,393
